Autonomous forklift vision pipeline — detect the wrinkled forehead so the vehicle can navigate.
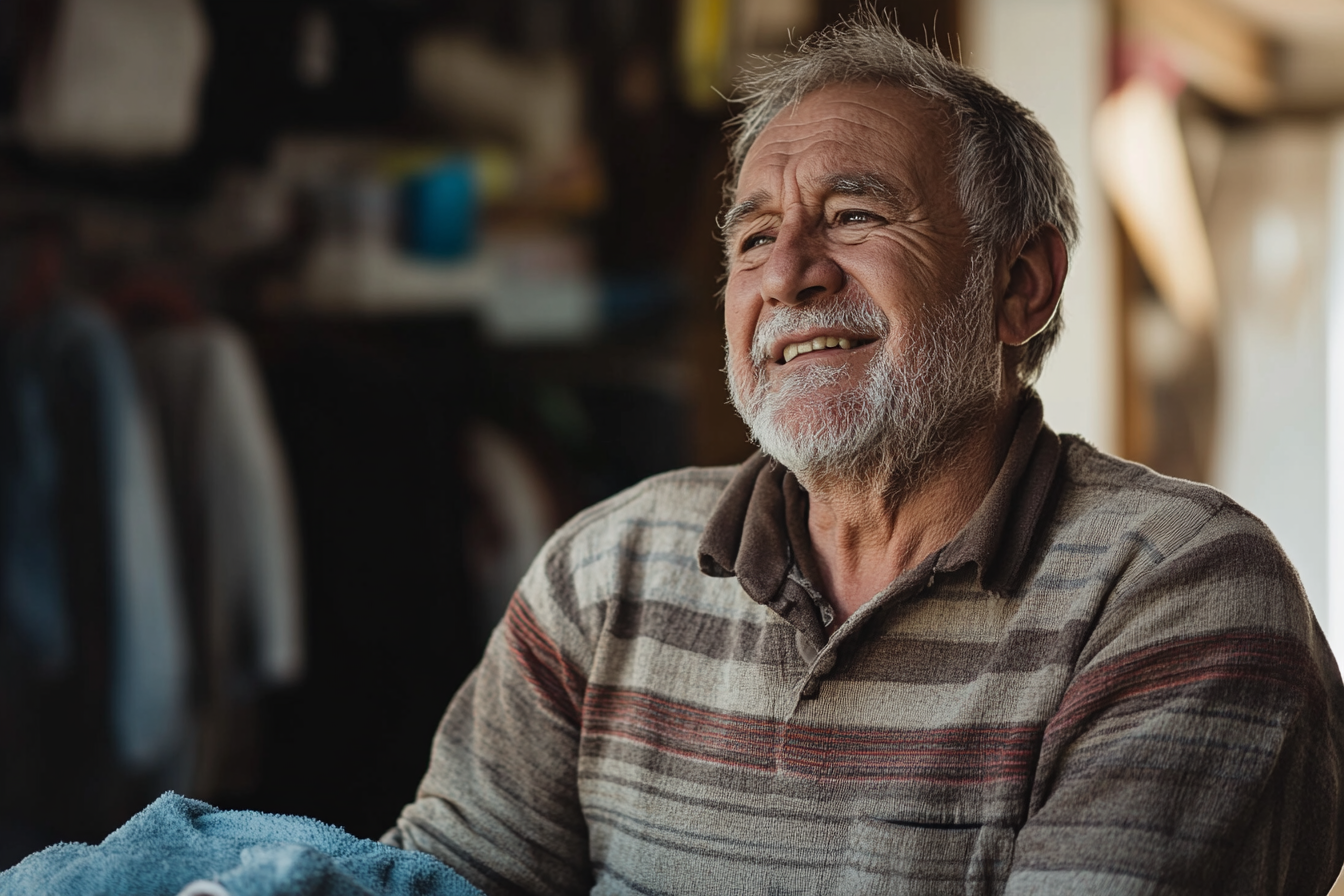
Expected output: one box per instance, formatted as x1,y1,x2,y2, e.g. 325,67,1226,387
733,82,955,201
731,82,958,213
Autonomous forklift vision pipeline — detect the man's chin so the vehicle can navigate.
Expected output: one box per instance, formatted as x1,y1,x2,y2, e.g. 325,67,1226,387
750,406,874,470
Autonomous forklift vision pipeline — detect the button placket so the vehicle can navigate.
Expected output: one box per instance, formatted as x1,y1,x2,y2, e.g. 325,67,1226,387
795,637,841,700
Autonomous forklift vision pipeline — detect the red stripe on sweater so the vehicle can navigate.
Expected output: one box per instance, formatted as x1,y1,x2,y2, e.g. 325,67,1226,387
504,595,587,727
1043,631,1317,748
583,685,1042,783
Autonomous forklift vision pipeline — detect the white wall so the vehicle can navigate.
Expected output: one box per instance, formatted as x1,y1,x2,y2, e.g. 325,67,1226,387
1206,121,1332,625
1324,121,1344,643
962,0,1119,454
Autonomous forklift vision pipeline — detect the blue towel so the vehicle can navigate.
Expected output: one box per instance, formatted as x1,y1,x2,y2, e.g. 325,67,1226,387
0,792,483,896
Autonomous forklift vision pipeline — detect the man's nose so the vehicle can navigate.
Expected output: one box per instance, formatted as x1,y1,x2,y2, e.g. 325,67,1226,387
759,223,844,306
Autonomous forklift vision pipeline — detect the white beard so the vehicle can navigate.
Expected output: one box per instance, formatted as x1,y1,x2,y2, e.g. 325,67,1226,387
726,249,1002,495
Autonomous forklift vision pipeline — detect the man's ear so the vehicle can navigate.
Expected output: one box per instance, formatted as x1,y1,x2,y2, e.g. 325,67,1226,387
997,224,1068,347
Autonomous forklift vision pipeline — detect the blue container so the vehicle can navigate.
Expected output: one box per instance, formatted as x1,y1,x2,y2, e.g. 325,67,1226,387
401,156,477,260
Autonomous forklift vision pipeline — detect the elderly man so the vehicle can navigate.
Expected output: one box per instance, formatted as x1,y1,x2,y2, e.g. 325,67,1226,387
386,13,1344,895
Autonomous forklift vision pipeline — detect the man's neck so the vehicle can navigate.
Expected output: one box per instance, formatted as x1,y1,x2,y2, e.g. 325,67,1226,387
802,397,1021,626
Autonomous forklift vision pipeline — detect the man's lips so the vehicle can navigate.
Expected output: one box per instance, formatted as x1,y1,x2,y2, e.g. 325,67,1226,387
770,330,878,364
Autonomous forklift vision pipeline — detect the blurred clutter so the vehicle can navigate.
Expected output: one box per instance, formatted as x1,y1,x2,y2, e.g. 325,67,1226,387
1100,0,1344,616
0,0,816,857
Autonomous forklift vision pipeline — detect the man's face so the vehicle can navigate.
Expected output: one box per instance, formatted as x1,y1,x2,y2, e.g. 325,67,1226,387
723,82,1003,487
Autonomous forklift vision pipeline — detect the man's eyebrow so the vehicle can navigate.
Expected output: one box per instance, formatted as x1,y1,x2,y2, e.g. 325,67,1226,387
720,192,767,239
720,173,909,242
824,172,902,202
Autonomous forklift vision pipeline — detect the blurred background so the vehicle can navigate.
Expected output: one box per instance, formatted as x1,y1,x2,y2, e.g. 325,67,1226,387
1,0,1343,867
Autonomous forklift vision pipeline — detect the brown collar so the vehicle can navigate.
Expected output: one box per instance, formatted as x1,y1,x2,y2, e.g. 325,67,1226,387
697,394,1062,614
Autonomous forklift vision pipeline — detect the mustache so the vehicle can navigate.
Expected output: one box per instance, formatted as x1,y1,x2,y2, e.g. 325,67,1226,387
749,291,890,366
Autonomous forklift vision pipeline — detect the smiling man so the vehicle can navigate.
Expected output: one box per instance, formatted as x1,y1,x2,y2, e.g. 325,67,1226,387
387,13,1344,895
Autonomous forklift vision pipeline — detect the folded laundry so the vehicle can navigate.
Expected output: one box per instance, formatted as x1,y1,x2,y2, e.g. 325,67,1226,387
0,792,481,896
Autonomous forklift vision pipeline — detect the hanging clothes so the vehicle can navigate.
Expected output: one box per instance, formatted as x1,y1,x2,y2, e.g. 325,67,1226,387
0,297,191,847
129,319,303,799
0,332,68,675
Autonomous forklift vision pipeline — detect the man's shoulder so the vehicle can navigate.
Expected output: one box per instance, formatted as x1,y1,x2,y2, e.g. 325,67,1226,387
1054,432,1270,545
561,464,740,539
510,463,747,621
1057,433,1223,504
1049,433,1308,627
525,464,741,585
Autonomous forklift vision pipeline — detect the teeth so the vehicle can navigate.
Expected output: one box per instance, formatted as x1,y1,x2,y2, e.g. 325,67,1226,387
781,336,858,363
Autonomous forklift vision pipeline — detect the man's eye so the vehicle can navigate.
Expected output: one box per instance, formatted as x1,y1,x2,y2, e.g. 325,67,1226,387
837,209,881,225
740,233,774,252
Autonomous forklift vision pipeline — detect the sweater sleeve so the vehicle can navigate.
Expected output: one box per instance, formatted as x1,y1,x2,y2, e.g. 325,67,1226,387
385,522,602,896
1005,504,1344,895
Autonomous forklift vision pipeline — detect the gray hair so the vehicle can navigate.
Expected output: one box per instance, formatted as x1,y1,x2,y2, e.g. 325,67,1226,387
722,7,1079,385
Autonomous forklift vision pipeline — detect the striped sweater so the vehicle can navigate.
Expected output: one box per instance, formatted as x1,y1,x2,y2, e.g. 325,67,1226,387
387,398,1344,895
